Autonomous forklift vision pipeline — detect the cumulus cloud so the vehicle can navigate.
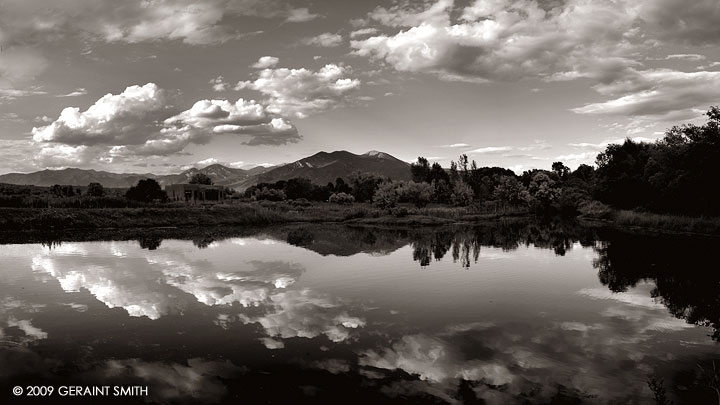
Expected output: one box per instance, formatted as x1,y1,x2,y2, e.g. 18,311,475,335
301,33,343,47
0,0,319,46
352,0,641,83
351,0,720,120
252,56,280,69
236,64,361,118
164,98,300,146
32,83,173,147
209,76,229,92
30,83,300,167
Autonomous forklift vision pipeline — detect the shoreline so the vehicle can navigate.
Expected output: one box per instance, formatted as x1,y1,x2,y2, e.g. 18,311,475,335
0,203,718,239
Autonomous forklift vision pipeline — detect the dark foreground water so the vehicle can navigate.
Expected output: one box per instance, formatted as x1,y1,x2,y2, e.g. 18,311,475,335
0,222,718,404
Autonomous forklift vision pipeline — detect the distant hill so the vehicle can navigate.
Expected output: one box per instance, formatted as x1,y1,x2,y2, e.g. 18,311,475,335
0,168,155,188
251,150,411,187
0,150,410,191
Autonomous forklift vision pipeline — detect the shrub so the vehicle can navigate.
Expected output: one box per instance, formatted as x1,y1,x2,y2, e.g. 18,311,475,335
254,187,286,201
578,200,612,219
329,192,355,205
398,181,434,208
372,182,400,209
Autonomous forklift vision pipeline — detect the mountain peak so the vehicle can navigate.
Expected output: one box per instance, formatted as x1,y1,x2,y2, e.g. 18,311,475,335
364,150,393,159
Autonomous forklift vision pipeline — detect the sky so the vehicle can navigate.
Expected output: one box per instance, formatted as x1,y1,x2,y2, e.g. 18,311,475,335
1,0,719,175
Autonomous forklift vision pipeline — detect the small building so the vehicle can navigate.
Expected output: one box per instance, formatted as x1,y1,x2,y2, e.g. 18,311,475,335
165,184,226,204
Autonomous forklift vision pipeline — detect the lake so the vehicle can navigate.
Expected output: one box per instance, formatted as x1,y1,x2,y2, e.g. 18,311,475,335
1,221,718,404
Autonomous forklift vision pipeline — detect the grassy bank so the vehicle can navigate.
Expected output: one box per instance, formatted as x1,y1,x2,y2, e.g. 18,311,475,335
0,201,531,232
579,206,720,236
1,201,718,236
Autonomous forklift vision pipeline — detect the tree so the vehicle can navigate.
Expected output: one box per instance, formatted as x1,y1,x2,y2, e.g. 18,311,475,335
86,182,105,197
410,157,431,183
189,173,213,185
398,181,434,208
450,181,474,207
349,171,386,202
523,172,559,213
284,177,313,200
372,182,400,209
429,162,449,184
493,176,526,207
551,161,570,180
126,179,166,202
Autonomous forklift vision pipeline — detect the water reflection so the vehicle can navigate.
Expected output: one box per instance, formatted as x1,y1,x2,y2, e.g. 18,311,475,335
0,222,719,403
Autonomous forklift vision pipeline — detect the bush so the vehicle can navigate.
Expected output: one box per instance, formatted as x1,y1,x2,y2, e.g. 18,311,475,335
329,192,355,205
398,181,434,208
391,207,409,217
254,187,286,201
290,198,313,207
578,200,612,219
372,182,400,209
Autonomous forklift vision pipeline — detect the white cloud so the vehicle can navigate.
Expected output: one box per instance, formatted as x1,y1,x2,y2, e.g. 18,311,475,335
352,0,641,83
569,136,656,151
572,70,720,118
351,0,720,120
252,56,280,69
30,83,300,168
0,0,320,46
32,83,172,147
663,54,706,61
301,32,343,47
284,7,319,23
350,28,379,38
57,88,88,97
467,146,513,154
209,76,229,92
441,143,470,148
236,64,361,118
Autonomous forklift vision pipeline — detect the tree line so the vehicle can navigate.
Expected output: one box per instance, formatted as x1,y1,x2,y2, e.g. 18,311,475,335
2,107,717,216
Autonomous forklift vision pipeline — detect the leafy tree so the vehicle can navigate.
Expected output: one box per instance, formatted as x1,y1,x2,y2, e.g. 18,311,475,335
86,182,105,197
334,177,352,194
429,162,449,184
450,181,474,207
551,161,570,180
432,179,452,204
493,176,526,207
350,171,386,202
284,177,313,200
189,173,213,185
398,181,434,208
126,179,166,202
523,172,559,213
410,157,431,183
372,182,400,209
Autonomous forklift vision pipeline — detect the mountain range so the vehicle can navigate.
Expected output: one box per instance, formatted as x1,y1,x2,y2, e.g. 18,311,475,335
0,151,411,190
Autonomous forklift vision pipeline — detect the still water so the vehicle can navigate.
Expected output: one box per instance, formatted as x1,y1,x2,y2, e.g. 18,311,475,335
0,222,718,404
